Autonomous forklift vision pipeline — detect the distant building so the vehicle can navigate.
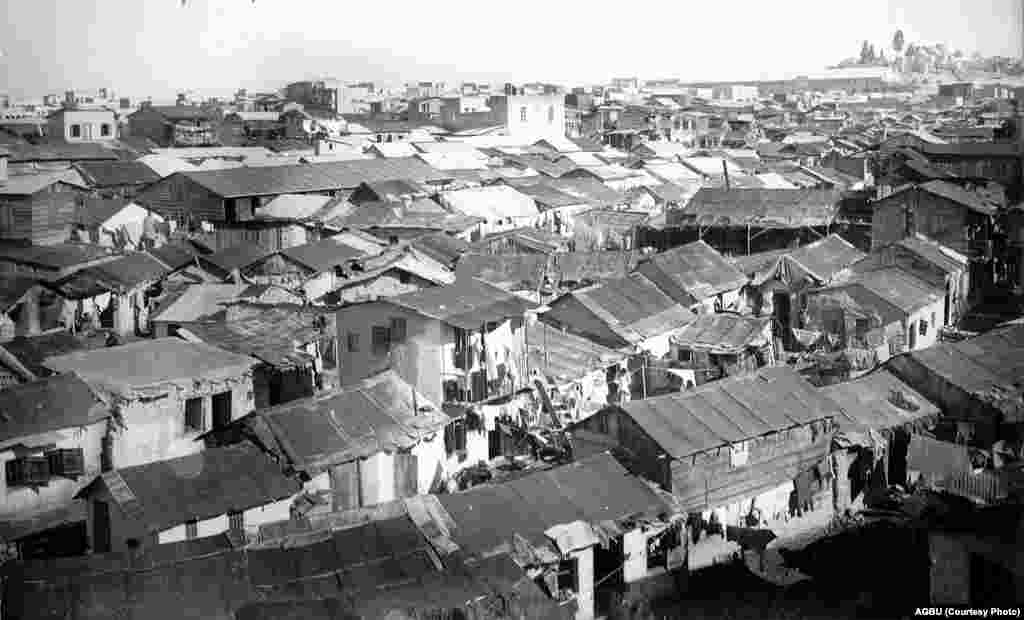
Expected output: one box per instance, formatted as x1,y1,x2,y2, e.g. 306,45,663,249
47,109,118,142
127,103,218,147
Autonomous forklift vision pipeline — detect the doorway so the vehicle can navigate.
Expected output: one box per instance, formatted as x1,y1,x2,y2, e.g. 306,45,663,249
92,500,111,553
212,391,232,430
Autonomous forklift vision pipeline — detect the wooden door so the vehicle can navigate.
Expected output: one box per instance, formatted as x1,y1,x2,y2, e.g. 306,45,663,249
92,500,111,553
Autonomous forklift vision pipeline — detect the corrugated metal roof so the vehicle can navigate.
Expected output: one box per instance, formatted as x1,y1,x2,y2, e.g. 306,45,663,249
635,240,747,303
893,236,967,274
529,323,626,385
44,337,257,393
847,267,943,315
438,453,670,556
279,238,367,272
182,309,322,369
147,242,199,270
439,185,539,222
513,183,584,210
200,243,274,273
79,442,299,533
0,374,109,445
0,332,107,377
784,233,865,283
384,278,535,329
411,232,469,266
47,252,170,297
241,370,450,474
73,161,161,188
889,323,1024,420
670,313,772,353
822,369,940,432
562,273,696,345
0,170,85,195
179,158,448,198
0,243,114,270
681,188,843,228
617,366,840,458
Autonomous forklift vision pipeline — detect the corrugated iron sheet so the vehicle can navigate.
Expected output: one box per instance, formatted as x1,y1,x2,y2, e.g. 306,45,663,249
670,313,772,353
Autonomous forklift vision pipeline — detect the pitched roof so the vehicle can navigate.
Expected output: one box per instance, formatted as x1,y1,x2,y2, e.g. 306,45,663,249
436,452,671,558
845,267,943,316
178,158,448,198
556,273,696,345
73,161,161,188
611,366,840,458
511,183,584,210
150,283,249,323
783,233,865,283
439,186,539,222
74,197,133,228
891,236,967,274
670,313,772,354
546,177,627,207
455,253,548,289
0,332,106,377
888,323,1024,421
45,252,170,298
136,154,199,178
77,442,299,533
822,369,940,433
253,194,333,221
384,278,535,330
0,243,113,270
176,309,321,369
917,180,998,216
44,338,257,395
411,232,470,265
0,374,109,445
200,243,273,274
278,238,367,272
635,240,747,304
529,322,627,386
679,188,843,228
4,142,119,163
234,371,450,474
146,242,200,270
0,170,85,196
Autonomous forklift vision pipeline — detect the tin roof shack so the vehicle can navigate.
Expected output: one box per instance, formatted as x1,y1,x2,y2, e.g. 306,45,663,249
202,371,458,514
42,338,259,470
72,199,166,251
43,252,170,337
852,235,972,326
323,245,455,305
870,181,998,292
411,452,683,619
528,322,628,424
0,171,91,245
126,104,219,147
539,273,697,359
669,313,775,387
634,240,747,314
803,267,946,364
412,231,470,267
663,188,843,256
0,375,110,559
885,322,1024,451
74,442,299,553
335,278,535,408
72,161,161,199
733,234,865,349
822,370,941,511
135,158,448,231
567,367,838,571
2,517,566,620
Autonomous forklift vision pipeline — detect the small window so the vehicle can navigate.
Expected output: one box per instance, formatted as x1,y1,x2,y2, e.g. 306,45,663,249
70,124,82,138
556,557,578,593
228,511,244,534
100,123,111,137
185,520,198,540
372,326,390,355
46,448,85,478
390,318,407,343
184,397,204,432
677,349,692,363
6,456,50,487
347,331,360,352
520,107,527,122
919,320,928,336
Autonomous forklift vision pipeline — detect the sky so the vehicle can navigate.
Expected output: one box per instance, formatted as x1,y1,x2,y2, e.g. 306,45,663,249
1,0,1021,101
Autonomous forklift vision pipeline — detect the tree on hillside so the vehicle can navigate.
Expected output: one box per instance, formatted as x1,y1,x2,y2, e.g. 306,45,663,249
893,29,904,53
